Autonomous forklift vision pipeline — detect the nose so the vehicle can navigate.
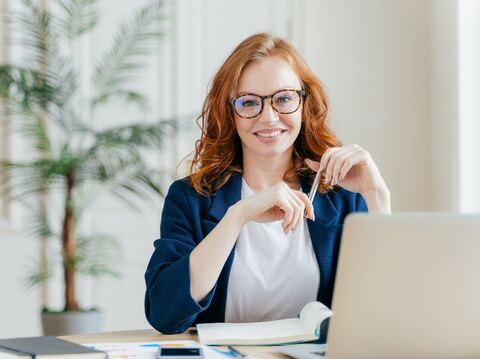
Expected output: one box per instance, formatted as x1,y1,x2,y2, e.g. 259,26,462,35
258,98,279,123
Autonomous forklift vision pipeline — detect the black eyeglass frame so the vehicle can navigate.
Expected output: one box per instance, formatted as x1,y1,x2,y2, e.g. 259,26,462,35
229,89,307,119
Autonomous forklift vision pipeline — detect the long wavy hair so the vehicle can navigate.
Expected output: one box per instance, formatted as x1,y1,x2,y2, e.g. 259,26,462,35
189,33,341,195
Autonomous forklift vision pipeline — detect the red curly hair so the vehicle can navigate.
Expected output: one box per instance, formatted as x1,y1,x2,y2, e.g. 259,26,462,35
189,33,341,195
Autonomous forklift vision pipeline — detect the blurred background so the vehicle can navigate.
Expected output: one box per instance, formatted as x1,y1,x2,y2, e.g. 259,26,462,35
0,0,479,337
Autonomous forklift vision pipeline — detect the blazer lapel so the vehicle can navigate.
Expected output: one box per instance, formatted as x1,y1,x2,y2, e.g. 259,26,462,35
300,176,339,225
206,173,243,222
300,176,342,306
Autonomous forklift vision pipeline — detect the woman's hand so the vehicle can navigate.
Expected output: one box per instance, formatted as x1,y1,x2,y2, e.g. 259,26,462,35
307,144,391,213
234,182,315,234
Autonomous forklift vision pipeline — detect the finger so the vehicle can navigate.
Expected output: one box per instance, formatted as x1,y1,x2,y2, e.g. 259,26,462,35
323,148,343,183
284,195,302,232
332,146,361,185
294,190,312,218
319,147,337,175
338,147,369,182
305,158,321,172
277,194,294,233
329,147,355,186
289,190,305,230
294,190,315,220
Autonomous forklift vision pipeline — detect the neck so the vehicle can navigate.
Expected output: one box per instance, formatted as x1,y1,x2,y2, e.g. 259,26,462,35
242,149,299,192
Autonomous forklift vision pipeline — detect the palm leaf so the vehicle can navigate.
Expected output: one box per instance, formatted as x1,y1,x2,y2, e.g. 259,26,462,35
0,156,75,200
21,198,57,240
75,234,121,277
15,113,53,155
78,119,178,179
91,120,176,150
13,0,59,79
92,0,167,110
0,161,46,199
24,259,52,289
0,65,59,112
55,0,98,40
90,89,149,110
10,1,77,110
76,151,168,211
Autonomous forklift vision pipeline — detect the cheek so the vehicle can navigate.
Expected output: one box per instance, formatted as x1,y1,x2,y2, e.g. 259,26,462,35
283,113,302,132
234,117,250,143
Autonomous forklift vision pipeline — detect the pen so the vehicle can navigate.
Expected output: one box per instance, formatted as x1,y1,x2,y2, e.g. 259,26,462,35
308,168,322,203
227,346,248,359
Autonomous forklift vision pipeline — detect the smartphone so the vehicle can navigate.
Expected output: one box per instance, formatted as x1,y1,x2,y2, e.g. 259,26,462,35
156,347,204,359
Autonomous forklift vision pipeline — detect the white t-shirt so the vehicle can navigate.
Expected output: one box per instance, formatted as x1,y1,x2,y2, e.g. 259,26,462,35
224,178,320,323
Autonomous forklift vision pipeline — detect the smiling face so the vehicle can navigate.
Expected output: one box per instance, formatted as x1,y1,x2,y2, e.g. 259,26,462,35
233,56,303,163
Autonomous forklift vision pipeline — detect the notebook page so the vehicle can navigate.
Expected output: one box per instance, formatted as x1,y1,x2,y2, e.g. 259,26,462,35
299,301,333,334
197,317,311,343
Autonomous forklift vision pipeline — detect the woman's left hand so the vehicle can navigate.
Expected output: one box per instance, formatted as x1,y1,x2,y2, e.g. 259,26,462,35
307,144,391,213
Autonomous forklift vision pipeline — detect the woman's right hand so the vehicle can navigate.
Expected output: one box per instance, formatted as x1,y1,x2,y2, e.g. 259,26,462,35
234,182,315,234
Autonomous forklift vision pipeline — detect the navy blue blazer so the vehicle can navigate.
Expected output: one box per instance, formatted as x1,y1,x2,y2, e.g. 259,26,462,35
144,173,368,334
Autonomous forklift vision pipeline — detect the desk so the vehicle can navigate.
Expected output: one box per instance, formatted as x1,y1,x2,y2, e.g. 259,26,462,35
62,329,288,359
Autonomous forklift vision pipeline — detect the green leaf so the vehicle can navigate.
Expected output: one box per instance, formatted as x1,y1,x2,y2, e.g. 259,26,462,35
21,198,57,240
13,0,60,79
10,1,77,112
24,264,52,289
75,234,121,278
0,65,59,112
90,89,150,111
86,119,178,158
92,0,167,110
55,0,99,40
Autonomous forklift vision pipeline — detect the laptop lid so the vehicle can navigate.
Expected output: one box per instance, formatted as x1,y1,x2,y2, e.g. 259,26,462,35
327,213,480,359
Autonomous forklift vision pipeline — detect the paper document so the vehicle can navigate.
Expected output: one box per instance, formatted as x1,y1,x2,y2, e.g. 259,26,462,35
85,340,227,359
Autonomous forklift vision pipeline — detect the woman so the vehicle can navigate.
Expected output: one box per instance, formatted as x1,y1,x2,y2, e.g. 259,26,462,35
144,33,390,334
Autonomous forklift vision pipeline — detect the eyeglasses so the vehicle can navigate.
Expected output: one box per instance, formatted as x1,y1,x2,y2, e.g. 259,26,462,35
229,89,306,119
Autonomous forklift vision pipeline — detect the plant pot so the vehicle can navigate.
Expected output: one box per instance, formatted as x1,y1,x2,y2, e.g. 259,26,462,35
41,309,103,336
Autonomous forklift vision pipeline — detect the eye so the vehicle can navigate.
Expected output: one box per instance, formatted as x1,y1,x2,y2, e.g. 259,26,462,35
275,95,293,104
242,99,259,107
237,96,260,108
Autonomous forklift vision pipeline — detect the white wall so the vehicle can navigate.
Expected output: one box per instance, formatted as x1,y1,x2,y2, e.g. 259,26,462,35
458,0,480,212
430,0,459,211
305,0,433,211
0,0,476,338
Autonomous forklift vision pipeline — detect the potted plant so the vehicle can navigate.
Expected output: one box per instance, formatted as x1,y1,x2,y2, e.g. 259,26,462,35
0,0,174,335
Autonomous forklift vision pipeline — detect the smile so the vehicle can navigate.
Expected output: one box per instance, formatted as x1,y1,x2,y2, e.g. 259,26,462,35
253,129,287,138
252,129,288,143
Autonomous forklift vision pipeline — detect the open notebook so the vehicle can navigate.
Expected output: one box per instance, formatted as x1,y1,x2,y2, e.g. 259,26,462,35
197,301,332,346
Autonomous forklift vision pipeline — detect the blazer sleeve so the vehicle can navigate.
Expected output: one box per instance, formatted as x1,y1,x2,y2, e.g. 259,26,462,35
144,180,216,334
355,192,369,212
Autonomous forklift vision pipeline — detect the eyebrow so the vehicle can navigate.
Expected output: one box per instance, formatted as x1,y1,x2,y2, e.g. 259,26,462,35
236,87,297,97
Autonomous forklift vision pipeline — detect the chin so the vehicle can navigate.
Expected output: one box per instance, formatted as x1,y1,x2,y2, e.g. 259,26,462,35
250,144,294,158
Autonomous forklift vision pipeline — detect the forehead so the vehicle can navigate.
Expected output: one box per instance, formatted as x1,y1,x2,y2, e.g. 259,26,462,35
236,56,302,95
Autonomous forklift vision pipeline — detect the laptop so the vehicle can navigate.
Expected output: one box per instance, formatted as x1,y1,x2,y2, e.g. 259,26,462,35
326,213,480,359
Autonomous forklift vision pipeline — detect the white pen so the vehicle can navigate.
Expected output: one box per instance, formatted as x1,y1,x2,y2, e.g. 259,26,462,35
308,168,322,203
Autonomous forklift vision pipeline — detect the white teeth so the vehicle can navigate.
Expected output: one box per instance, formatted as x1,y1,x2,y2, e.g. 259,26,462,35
256,130,283,138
